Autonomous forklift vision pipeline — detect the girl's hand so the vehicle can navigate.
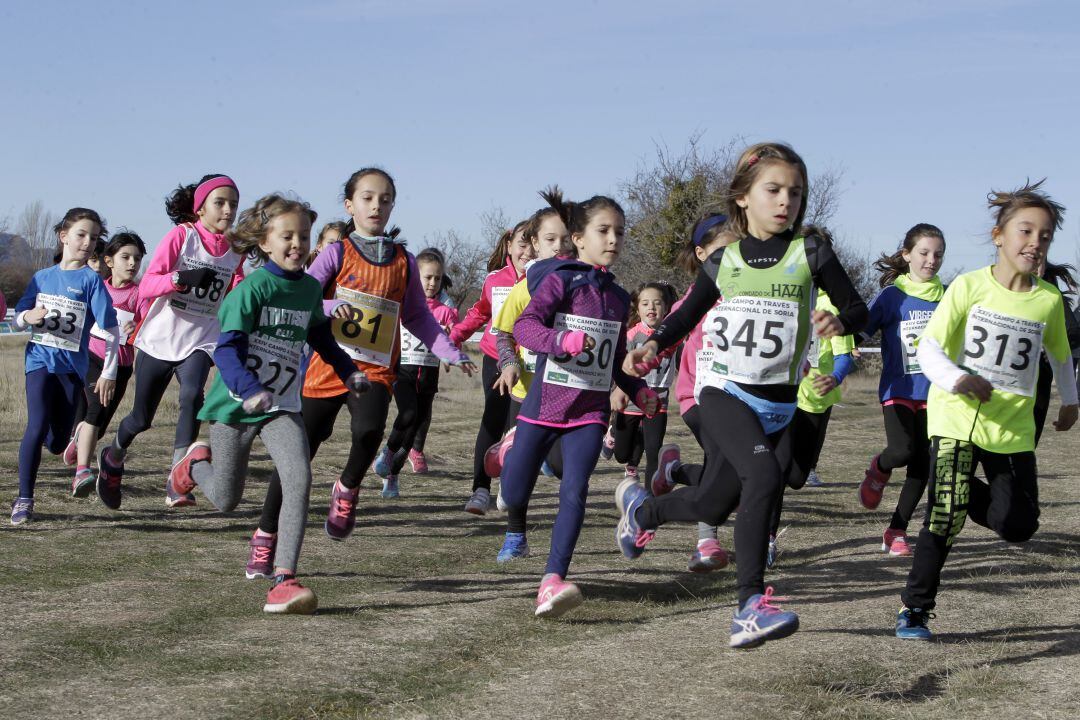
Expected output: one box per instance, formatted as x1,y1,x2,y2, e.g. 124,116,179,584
24,307,47,325
623,342,658,377
635,387,660,417
1054,404,1078,431
121,320,136,337
242,390,274,414
345,371,371,396
96,377,116,406
953,373,993,403
812,374,838,396
333,303,357,320
560,330,594,356
812,309,843,339
611,387,629,411
492,364,519,395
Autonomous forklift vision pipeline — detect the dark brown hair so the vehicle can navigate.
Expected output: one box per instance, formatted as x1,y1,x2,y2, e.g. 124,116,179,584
726,142,808,238
341,167,397,236
52,207,107,263
165,174,230,224
541,187,625,238
629,282,678,326
988,178,1065,236
873,223,945,288
523,186,572,255
486,220,528,272
676,213,733,274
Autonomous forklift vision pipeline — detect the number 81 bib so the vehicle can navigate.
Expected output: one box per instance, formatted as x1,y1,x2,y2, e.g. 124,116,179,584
332,286,401,367
961,305,1043,397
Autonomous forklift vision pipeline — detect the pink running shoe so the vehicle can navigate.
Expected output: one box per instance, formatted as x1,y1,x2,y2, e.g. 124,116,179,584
534,574,583,618
624,465,639,481
688,538,730,572
246,532,276,579
166,442,210,508
325,479,360,540
650,444,681,496
408,448,429,474
883,528,912,557
484,427,516,479
62,423,82,467
264,576,317,614
859,454,891,510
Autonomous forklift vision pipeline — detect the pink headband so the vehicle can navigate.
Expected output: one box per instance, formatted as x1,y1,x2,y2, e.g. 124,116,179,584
193,176,238,212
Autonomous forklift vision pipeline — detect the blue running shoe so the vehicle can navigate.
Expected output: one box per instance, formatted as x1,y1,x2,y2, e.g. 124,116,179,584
373,446,393,479
615,478,654,559
805,469,824,487
730,587,799,648
540,460,555,478
497,532,530,563
895,607,934,641
381,474,400,498
10,497,34,525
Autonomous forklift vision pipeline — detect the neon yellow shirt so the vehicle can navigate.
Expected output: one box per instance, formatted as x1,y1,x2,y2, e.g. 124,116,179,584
798,291,856,414
492,279,535,400
924,266,1071,453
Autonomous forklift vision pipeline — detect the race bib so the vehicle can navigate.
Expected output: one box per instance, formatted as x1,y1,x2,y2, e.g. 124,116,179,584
961,305,1043,397
542,313,622,391
332,286,400,367
238,334,304,413
521,347,538,374
169,258,230,317
489,286,512,335
703,296,799,385
399,326,439,367
29,293,87,352
91,308,135,345
694,344,716,399
899,317,929,374
807,332,821,369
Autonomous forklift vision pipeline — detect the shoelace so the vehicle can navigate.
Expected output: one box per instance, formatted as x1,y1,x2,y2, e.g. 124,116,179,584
332,491,355,516
634,529,656,548
13,499,31,513
907,609,935,627
754,586,790,615
251,544,273,564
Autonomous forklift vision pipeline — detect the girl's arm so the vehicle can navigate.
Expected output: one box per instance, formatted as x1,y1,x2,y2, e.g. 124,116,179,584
495,330,520,371
648,266,721,352
513,273,567,355
308,319,365,386
213,331,263,399
400,255,470,365
449,276,493,344
306,242,347,316
89,276,120,380
137,225,189,303
856,289,888,344
807,239,869,335
14,274,42,329
612,322,647,399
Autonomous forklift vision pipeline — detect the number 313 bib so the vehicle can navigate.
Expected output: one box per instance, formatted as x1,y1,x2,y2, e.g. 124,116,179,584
961,305,1044,397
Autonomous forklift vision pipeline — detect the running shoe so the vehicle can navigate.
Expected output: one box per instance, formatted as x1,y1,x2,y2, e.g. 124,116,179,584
615,478,655,559
540,460,555,478
729,587,800,648
859,454,891,509
373,446,393,479
895,607,934,641
72,467,95,498
883,528,912,557
624,465,639,481
484,427,515,478
246,532,276,580
325,479,360,540
381,474,400,499
534,574,583,618
600,427,615,460
96,446,125,510
10,497,34,525
495,486,508,512
805,469,824,487
408,449,428,474
688,538,730,572
497,532,530,563
264,575,318,615
464,487,491,516
166,442,210,508
650,443,681,496
62,423,82,466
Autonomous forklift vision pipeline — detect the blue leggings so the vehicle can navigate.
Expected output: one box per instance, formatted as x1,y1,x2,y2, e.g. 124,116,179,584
19,369,84,497
500,420,603,578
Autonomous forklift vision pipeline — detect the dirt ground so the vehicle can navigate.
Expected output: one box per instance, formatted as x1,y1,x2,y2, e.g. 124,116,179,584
1,339,1078,720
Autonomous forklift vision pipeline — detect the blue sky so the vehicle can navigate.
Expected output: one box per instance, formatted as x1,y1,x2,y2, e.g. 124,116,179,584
2,0,1078,274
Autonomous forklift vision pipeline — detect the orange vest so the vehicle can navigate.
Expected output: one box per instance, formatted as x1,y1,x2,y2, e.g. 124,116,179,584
304,241,410,396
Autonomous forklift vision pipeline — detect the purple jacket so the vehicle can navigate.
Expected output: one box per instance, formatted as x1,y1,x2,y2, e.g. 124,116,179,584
515,263,645,427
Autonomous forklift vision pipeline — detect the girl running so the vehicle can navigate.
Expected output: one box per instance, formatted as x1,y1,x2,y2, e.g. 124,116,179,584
307,220,347,267
499,191,657,618
166,194,369,614
372,248,460,497
1033,260,1080,444
250,168,472,576
450,222,535,514
97,174,244,510
64,231,147,497
620,143,868,648
896,181,1078,640
857,224,947,557
611,282,678,484
11,208,119,524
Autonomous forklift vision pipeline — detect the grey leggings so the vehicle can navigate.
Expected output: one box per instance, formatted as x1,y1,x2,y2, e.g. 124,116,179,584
192,413,312,573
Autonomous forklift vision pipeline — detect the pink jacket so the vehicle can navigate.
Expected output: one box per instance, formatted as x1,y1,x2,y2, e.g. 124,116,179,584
449,257,524,359
138,220,244,305
428,296,459,330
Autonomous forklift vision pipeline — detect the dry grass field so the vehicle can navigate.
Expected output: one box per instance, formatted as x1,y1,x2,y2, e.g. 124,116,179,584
1,335,1078,719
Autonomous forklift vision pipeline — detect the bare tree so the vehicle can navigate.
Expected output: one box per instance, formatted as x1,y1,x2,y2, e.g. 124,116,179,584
17,200,58,267
479,206,515,249
424,229,490,310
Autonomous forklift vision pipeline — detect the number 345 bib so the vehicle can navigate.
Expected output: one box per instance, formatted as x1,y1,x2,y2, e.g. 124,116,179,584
704,296,799,385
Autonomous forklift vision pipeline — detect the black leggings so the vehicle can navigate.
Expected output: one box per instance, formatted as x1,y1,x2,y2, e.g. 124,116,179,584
879,403,930,532
412,409,433,452
613,411,669,489
636,388,792,605
902,437,1038,611
115,350,213,452
385,378,436,474
259,384,392,534
770,407,831,536
472,355,512,492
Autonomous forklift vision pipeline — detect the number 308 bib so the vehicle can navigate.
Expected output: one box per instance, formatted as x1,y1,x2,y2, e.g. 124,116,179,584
961,305,1044,397
542,313,622,391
